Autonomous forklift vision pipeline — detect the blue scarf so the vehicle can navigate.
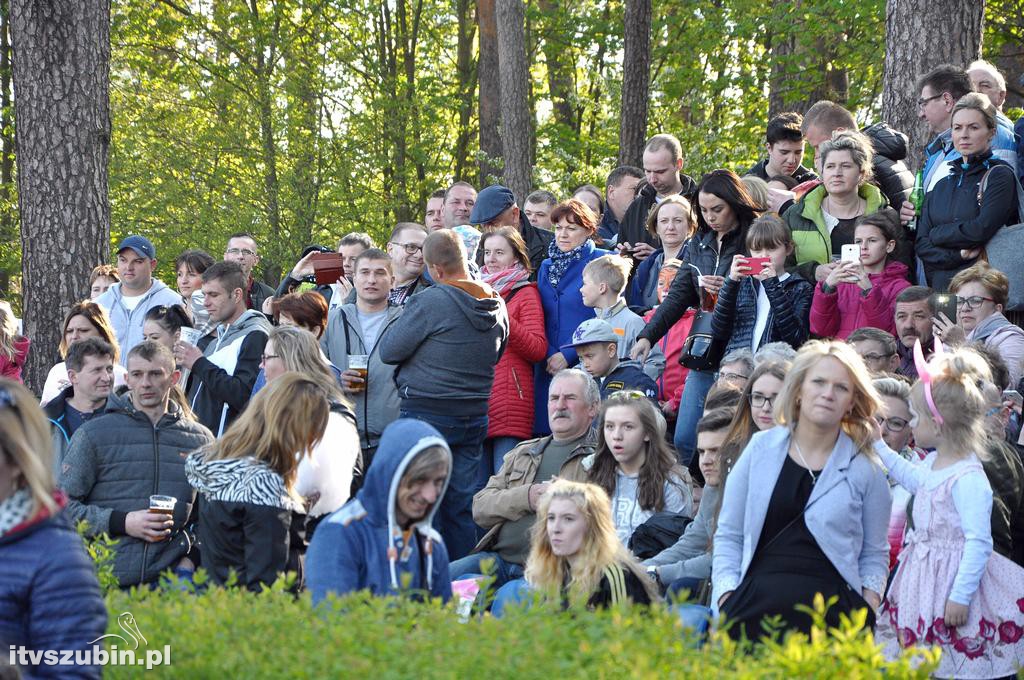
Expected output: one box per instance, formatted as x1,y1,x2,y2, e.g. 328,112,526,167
546,238,593,287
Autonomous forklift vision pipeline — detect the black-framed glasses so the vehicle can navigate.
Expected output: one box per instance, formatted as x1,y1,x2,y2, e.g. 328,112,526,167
861,352,895,363
719,370,749,383
875,415,909,433
916,93,944,109
261,354,281,363
956,295,995,310
390,242,423,255
749,393,775,409
225,247,256,257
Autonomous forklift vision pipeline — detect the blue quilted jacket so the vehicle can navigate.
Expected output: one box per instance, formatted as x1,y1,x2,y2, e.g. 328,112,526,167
0,505,107,679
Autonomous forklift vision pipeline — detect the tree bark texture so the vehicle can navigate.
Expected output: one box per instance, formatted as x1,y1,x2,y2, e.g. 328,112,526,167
478,0,503,183
618,0,651,167
453,0,477,182
11,0,111,394
495,0,532,204
881,0,984,171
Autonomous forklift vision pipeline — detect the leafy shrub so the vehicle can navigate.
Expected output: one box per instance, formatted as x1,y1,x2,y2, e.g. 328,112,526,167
101,584,939,678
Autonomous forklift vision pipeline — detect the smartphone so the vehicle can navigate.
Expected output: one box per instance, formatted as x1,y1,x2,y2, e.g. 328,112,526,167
310,252,345,285
1003,390,1023,407
931,293,958,322
840,244,860,264
746,256,770,275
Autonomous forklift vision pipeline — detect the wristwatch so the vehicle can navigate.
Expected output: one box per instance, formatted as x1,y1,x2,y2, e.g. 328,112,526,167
646,565,660,586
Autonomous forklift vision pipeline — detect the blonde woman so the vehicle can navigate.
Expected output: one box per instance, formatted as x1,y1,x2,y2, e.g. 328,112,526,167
0,379,107,677
525,479,659,609
260,325,360,524
186,373,330,591
712,340,891,641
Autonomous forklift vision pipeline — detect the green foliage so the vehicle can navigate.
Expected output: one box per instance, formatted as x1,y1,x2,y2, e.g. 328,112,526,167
100,583,939,678
76,520,120,595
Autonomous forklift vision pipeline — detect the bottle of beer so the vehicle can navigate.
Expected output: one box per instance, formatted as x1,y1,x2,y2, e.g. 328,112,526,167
907,170,924,231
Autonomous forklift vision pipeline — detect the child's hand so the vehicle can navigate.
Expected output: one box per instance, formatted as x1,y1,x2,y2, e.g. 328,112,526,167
728,255,750,281
824,262,849,288
944,599,969,627
754,260,777,281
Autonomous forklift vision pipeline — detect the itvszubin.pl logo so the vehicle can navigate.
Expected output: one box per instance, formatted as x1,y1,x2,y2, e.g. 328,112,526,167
8,612,171,670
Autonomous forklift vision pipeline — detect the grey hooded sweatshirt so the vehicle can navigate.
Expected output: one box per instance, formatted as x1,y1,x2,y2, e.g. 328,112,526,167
188,309,271,436
96,279,184,365
378,280,509,417
321,303,404,452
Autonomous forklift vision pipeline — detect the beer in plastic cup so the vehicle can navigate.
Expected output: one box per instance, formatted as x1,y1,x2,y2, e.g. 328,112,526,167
179,327,203,346
149,495,176,517
349,355,369,392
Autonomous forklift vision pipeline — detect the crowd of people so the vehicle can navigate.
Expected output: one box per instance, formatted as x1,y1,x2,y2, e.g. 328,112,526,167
3,59,1024,678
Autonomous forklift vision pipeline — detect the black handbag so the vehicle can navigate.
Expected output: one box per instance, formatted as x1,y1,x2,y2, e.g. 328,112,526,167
679,307,727,371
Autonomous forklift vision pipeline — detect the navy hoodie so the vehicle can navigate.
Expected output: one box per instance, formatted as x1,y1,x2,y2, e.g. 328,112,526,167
306,419,453,604
378,280,509,416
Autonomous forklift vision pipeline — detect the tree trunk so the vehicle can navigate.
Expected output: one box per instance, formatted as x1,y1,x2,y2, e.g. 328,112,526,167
881,0,984,170
537,0,576,135
0,0,15,297
452,0,477,182
618,0,651,167
11,0,111,394
495,0,531,204
478,0,502,183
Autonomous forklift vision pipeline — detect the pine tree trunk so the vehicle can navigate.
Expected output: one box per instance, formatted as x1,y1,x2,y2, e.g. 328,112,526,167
881,0,984,170
0,0,15,297
478,0,503,184
452,0,477,182
495,0,531,204
10,0,111,394
618,0,651,167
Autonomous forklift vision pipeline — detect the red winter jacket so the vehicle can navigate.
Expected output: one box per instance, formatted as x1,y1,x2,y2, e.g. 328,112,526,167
487,282,547,439
644,307,694,410
809,260,910,340
0,336,30,383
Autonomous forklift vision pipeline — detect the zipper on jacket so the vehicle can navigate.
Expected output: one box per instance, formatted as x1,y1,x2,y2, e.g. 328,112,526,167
141,417,161,584
511,367,523,399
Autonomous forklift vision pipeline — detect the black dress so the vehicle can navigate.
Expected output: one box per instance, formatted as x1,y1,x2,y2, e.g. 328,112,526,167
720,455,873,642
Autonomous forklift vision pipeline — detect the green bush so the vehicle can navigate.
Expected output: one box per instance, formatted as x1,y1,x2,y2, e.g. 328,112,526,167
100,584,940,678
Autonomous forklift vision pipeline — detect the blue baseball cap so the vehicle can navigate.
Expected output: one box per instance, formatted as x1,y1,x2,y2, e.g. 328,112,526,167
116,235,156,260
561,318,620,350
469,185,516,225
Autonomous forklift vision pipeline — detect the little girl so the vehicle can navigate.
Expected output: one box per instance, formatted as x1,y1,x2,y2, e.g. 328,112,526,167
584,391,693,546
710,214,813,355
809,207,910,339
875,341,1024,678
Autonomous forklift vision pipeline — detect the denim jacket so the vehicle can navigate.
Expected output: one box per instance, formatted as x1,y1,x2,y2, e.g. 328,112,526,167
711,426,891,613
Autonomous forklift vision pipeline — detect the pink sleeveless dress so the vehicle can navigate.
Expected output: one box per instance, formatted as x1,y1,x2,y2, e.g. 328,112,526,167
877,458,1024,678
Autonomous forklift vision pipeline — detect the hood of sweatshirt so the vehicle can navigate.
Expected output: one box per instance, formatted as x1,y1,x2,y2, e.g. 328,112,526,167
438,280,506,333
215,309,272,346
868,260,910,285
970,311,1023,344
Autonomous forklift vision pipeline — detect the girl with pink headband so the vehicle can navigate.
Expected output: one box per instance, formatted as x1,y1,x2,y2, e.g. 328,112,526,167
873,340,1024,677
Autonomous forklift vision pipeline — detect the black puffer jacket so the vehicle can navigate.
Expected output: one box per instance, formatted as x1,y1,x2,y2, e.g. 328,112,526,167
863,122,915,209
59,394,215,587
618,175,699,251
744,158,817,183
639,225,749,346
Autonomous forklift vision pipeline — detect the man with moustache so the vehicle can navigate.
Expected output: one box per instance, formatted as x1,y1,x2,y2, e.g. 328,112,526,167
447,369,599,588
893,286,936,380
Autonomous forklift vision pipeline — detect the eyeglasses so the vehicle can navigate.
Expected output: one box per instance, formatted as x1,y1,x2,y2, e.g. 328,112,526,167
719,371,749,383
261,354,281,363
225,248,256,257
916,93,944,109
861,352,895,364
749,393,775,409
874,415,909,433
955,295,995,310
390,242,423,255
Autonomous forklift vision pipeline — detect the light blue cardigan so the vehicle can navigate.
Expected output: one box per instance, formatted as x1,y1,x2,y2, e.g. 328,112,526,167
711,426,891,613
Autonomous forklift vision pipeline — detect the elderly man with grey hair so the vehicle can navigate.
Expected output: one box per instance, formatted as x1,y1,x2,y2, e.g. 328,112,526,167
448,368,599,588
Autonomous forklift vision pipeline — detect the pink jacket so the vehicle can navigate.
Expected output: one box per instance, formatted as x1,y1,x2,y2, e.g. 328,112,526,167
809,260,910,339
0,336,30,383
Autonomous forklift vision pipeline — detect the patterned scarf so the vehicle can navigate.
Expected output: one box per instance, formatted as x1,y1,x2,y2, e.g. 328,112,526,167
0,487,34,537
546,238,589,288
481,263,530,297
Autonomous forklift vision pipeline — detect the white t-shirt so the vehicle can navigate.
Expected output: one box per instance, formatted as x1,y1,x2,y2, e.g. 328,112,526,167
356,308,388,351
295,411,360,517
121,292,145,312
751,273,790,353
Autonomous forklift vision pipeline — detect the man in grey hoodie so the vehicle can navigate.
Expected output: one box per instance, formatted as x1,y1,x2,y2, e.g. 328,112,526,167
175,261,271,436
379,229,509,560
96,235,184,364
322,248,403,468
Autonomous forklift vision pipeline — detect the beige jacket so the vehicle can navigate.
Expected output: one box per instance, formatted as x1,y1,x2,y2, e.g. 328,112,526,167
472,431,596,553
